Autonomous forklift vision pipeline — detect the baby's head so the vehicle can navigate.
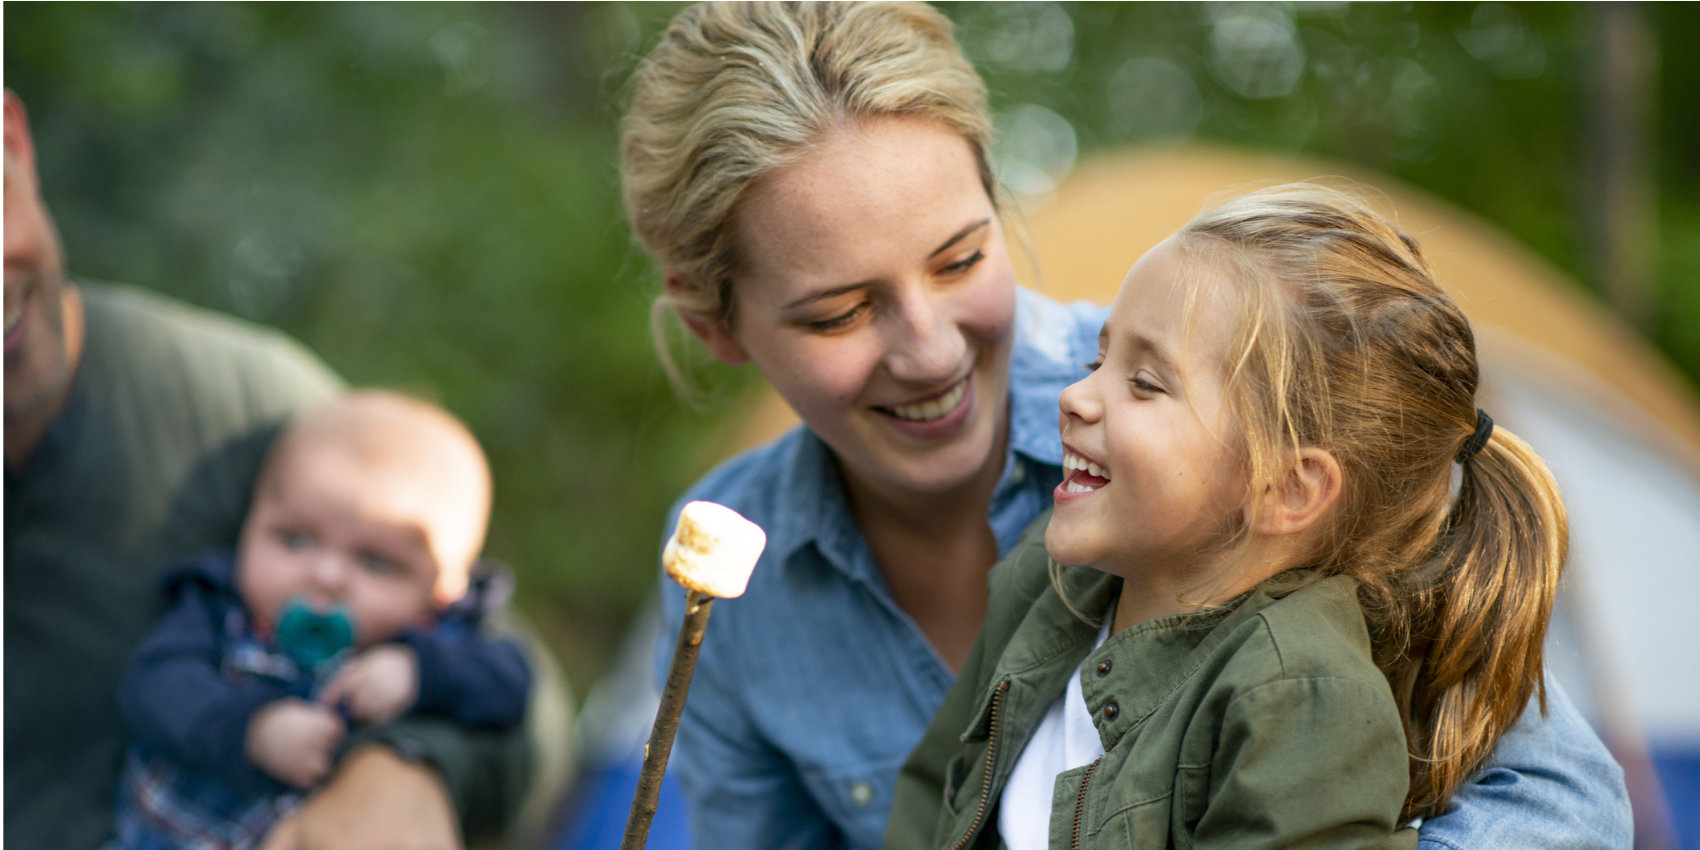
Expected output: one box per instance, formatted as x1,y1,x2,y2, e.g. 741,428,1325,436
237,390,492,648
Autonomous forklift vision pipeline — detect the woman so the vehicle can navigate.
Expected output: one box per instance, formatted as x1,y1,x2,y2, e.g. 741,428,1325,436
620,4,1629,849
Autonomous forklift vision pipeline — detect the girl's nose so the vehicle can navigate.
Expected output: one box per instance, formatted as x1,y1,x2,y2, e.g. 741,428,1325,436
884,285,966,383
1058,372,1102,424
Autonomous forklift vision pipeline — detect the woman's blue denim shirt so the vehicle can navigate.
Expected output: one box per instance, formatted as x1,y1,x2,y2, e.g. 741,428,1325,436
654,288,1630,850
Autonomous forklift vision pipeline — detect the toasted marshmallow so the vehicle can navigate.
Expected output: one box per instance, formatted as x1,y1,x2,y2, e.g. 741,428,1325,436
662,501,767,598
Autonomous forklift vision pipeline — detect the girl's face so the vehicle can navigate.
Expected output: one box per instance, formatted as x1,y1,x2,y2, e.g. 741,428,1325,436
1046,238,1249,580
702,116,1017,500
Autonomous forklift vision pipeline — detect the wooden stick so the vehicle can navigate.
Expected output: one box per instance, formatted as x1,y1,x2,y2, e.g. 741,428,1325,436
621,589,714,850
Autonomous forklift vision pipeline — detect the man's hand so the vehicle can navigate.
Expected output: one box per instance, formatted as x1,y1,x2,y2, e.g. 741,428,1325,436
246,699,346,789
318,644,419,725
275,743,461,850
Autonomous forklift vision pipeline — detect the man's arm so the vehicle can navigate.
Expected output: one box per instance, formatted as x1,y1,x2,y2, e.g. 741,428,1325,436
1414,674,1632,850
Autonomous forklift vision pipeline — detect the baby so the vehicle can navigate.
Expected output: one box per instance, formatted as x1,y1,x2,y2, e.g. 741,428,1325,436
112,390,530,849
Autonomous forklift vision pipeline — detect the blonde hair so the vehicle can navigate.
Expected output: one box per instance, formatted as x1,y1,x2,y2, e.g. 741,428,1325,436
620,1,995,384
1174,183,1567,820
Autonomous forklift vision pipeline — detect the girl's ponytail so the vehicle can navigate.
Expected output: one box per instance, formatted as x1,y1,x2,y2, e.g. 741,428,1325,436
1178,183,1570,822
1401,423,1568,818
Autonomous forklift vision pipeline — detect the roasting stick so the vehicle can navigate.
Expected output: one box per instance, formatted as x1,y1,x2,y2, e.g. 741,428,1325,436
621,501,766,850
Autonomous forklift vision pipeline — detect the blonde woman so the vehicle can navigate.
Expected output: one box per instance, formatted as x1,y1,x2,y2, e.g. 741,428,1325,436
620,4,1628,848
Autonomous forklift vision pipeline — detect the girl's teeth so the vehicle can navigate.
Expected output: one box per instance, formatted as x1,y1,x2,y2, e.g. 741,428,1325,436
887,380,967,422
1063,451,1110,480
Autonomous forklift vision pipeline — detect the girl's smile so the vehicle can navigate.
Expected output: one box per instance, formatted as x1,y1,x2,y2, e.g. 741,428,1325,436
1057,444,1111,495
1045,238,1248,586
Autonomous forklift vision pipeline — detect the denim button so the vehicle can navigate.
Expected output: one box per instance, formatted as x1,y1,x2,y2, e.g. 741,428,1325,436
1095,659,1112,677
1103,700,1120,721
850,781,874,806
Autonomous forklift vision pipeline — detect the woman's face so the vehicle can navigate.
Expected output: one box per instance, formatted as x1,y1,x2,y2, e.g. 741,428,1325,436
703,116,1017,499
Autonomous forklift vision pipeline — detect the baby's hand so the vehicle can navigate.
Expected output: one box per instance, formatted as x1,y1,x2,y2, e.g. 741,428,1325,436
318,644,419,725
247,699,346,789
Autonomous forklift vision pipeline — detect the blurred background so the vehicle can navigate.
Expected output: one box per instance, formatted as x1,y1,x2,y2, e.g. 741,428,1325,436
7,2,1699,846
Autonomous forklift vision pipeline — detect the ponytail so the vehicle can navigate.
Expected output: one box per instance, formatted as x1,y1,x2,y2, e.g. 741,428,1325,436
1395,425,1567,819
1175,183,1570,822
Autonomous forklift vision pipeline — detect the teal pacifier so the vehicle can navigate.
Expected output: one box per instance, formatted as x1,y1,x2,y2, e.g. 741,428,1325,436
274,599,355,673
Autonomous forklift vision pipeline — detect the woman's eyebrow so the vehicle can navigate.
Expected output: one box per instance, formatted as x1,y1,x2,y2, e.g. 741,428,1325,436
929,219,991,259
783,281,870,311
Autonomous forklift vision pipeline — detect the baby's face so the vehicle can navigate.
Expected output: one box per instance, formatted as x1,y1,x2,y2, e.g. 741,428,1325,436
237,440,460,647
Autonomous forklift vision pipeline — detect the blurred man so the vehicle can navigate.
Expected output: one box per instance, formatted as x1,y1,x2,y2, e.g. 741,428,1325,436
4,88,548,850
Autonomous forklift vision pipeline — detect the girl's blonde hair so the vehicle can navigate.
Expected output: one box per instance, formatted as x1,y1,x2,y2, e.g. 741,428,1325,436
620,1,995,383
1176,183,1567,820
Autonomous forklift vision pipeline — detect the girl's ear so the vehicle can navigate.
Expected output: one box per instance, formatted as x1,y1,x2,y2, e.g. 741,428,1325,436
1253,447,1342,537
665,269,748,366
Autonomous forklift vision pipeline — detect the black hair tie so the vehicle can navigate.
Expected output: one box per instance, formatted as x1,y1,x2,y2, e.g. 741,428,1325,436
1457,409,1493,463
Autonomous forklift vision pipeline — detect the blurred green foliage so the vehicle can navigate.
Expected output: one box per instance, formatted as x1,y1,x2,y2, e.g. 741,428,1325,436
8,2,1698,698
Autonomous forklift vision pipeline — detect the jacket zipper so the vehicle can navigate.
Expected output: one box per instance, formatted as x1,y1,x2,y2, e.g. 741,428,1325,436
1070,756,1102,850
950,679,1009,850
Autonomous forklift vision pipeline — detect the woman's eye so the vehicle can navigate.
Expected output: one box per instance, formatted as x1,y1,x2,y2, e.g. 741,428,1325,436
941,250,985,275
806,303,867,332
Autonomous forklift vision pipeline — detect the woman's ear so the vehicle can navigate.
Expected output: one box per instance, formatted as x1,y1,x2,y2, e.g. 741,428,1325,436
665,269,748,366
1253,447,1342,537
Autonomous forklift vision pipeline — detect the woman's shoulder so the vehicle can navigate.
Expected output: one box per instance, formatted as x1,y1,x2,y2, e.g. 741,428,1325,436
1012,287,1107,376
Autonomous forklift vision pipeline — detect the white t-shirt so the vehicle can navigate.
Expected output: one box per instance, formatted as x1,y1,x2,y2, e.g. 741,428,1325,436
997,616,1113,850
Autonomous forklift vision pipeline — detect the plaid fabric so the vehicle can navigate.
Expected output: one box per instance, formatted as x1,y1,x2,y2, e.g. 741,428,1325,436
114,752,299,850
112,612,320,849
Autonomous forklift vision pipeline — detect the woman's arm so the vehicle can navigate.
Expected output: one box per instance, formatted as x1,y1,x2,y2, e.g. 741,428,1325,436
1413,673,1631,850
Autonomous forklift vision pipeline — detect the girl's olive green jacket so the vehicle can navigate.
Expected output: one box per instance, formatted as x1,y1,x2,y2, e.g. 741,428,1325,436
886,513,1417,850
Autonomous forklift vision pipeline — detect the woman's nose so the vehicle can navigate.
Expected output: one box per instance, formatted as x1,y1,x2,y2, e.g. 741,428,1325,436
883,285,966,382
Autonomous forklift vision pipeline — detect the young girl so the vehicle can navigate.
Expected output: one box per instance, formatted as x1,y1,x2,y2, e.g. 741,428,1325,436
889,183,1567,849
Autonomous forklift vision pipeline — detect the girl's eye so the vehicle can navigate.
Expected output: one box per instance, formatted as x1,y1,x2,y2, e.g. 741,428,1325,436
280,531,313,552
1130,372,1165,394
941,249,985,275
806,303,868,332
1082,358,1103,372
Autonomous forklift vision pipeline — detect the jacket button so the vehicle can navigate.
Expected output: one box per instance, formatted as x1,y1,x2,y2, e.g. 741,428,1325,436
1095,659,1112,677
1103,700,1120,721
